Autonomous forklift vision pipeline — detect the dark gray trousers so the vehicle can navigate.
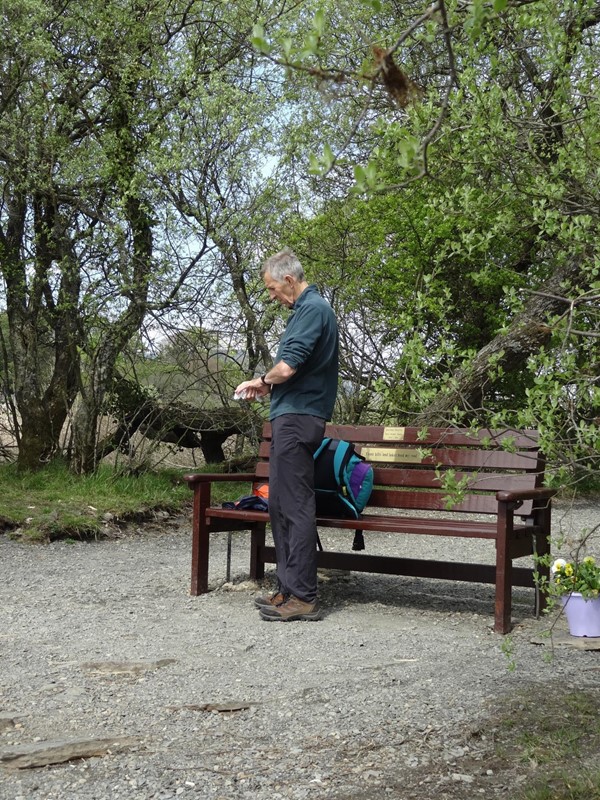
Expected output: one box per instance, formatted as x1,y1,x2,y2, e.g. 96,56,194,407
269,414,326,603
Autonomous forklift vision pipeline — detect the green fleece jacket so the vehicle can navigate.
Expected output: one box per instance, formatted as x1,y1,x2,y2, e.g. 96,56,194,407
269,284,339,421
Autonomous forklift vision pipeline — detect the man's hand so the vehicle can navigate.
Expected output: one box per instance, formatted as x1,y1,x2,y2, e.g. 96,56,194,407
234,378,270,401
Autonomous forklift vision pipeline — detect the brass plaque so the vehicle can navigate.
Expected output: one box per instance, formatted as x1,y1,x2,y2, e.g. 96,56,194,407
382,427,406,441
361,447,422,464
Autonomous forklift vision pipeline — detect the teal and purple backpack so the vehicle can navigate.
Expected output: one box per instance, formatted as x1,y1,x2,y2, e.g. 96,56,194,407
313,438,374,520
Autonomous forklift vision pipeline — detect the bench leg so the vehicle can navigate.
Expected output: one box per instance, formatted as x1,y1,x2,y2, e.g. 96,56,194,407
250,523,266,582
533,503,552,617
190,484,211,596
495,505,513,634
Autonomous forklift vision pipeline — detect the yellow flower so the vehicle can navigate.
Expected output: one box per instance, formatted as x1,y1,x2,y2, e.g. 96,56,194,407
564,563,574,576
584,556,596,566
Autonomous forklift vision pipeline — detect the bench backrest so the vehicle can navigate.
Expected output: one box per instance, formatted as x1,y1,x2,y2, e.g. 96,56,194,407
257,423,545,516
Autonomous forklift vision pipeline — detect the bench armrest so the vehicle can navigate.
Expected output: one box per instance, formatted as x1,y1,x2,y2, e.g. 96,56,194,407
495,487,557,503
183,473,256,487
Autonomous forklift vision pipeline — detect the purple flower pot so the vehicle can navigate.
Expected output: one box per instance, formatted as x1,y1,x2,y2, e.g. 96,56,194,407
561,593,600,637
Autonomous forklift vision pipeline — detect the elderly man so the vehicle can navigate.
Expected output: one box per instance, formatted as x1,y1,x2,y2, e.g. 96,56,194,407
235,248,339,621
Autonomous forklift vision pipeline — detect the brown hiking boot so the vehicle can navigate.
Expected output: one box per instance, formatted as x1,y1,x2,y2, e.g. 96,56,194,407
259,595,322,622
253,591,286,610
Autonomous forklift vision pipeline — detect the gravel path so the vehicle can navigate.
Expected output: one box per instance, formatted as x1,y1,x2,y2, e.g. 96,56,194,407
1,499,599,800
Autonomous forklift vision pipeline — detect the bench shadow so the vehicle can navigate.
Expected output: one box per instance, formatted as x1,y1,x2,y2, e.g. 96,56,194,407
316,570,535,618
223,531,538,624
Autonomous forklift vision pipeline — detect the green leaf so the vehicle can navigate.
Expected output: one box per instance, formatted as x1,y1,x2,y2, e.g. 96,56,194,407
308,152,322,175
313,9,326,36
250,23,271,54
302,32,320,56
493,0,508,10
322,143,334,169
282,37,293,60
353,164,367,182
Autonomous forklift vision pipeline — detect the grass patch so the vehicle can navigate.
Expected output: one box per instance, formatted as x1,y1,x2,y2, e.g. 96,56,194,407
0,461,251,541
488,685,600,799
521,772,600,800
501,690,600,764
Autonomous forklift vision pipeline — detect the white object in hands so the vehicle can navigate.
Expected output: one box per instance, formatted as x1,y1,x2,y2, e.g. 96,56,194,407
233,387,264,402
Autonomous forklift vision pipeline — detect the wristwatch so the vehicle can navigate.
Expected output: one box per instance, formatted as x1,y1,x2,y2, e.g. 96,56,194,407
260,374,270,386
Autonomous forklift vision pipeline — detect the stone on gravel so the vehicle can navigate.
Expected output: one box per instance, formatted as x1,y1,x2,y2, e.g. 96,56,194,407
0,735,142,769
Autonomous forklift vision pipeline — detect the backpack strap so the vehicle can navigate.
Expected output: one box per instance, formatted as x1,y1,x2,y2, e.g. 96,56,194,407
331,440,355,497
352,530,365,551
313,437,332,462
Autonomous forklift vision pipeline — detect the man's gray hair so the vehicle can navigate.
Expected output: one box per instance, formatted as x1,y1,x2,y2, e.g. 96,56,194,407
261,248,305,282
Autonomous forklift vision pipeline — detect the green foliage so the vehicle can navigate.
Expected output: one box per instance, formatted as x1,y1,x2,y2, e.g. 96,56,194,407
435,467,471,510
1,0,598,488
0,0,288,471
257,0,600,485
500,634,516,672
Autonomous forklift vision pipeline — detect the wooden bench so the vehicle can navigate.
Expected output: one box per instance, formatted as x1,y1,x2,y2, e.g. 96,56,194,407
184,423,556,633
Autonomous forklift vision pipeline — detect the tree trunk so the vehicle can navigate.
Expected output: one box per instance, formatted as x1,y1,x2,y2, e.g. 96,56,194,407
1,188,82,470
70,74,154,474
